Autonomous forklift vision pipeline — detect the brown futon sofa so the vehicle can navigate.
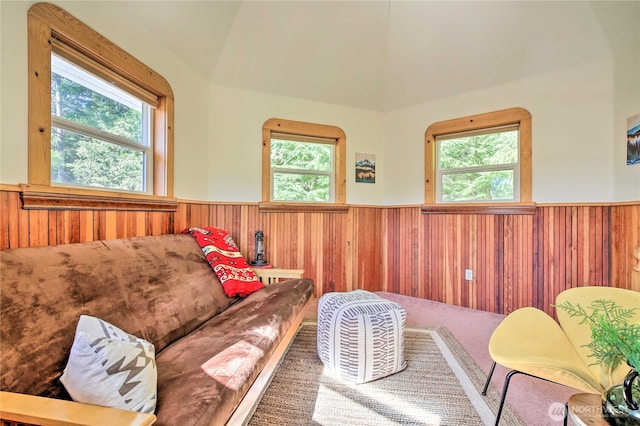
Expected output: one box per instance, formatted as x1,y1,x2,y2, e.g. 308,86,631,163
0,233,314,425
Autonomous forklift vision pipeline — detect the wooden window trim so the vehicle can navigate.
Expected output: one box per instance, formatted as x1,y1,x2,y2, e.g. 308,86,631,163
423,107,534,215
26,2,176,211
261,118,346,211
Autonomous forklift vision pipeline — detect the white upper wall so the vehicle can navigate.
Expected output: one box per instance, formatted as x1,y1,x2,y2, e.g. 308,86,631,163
208,84,386,204
0,1,29,187
613,38,640,201
0,1,638,204
383,56,633,205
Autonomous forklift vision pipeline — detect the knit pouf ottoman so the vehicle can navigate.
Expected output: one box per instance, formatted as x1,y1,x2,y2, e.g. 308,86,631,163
316,290,406,384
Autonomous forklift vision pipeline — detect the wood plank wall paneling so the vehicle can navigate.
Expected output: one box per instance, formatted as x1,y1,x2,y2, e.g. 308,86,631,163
350,207,385,293
611,204,640,291
532,206,611,314
1,188,638,315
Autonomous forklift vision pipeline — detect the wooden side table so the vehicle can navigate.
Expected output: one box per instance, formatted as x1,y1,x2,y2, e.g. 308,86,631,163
253,268,304,285
567,393,609,426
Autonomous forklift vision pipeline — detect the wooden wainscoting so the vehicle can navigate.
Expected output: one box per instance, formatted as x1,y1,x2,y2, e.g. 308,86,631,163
379,204,630,315
533,205,611,313
177,203,350,297
382,210,536,314
611,203,640,292
1,187,638,314
0,190,174,247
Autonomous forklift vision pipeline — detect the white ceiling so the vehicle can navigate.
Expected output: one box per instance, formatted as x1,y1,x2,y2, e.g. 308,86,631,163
118,0,638,112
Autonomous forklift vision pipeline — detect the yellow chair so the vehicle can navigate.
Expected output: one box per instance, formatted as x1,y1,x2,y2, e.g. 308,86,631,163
482,286,640,425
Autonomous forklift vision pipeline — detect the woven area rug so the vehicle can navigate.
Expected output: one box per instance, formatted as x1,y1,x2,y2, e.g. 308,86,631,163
247,322,524,426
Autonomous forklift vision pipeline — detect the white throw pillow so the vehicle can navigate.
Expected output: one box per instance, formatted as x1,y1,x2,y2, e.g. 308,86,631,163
60,315,157,413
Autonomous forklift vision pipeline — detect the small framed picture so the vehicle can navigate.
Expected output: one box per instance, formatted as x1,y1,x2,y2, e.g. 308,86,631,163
355,153,376,183
627,113,640,165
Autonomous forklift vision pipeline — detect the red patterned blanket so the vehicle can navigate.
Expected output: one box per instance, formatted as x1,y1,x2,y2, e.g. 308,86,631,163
182,227,264,297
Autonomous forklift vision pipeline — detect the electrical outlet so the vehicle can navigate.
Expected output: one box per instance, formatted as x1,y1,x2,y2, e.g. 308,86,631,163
465,269,473,280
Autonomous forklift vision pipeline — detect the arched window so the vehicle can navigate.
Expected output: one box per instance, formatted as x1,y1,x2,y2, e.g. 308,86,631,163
424,108,534,214
26,2,176,211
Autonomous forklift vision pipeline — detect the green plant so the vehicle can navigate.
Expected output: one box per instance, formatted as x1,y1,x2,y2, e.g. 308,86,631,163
555,299,640,370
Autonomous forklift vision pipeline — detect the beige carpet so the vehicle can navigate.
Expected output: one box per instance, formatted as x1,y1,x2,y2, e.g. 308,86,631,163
247,322,524,425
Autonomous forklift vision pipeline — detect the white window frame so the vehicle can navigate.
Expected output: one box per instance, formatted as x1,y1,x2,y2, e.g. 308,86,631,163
270,135,336,203
435,124,521,203
51,53,155,194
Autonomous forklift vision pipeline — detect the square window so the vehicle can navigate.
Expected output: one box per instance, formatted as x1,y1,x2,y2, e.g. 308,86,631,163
436,127,519,202
262,118,346,206
270,139,334,202
425,108,532,209
50,53,152,193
